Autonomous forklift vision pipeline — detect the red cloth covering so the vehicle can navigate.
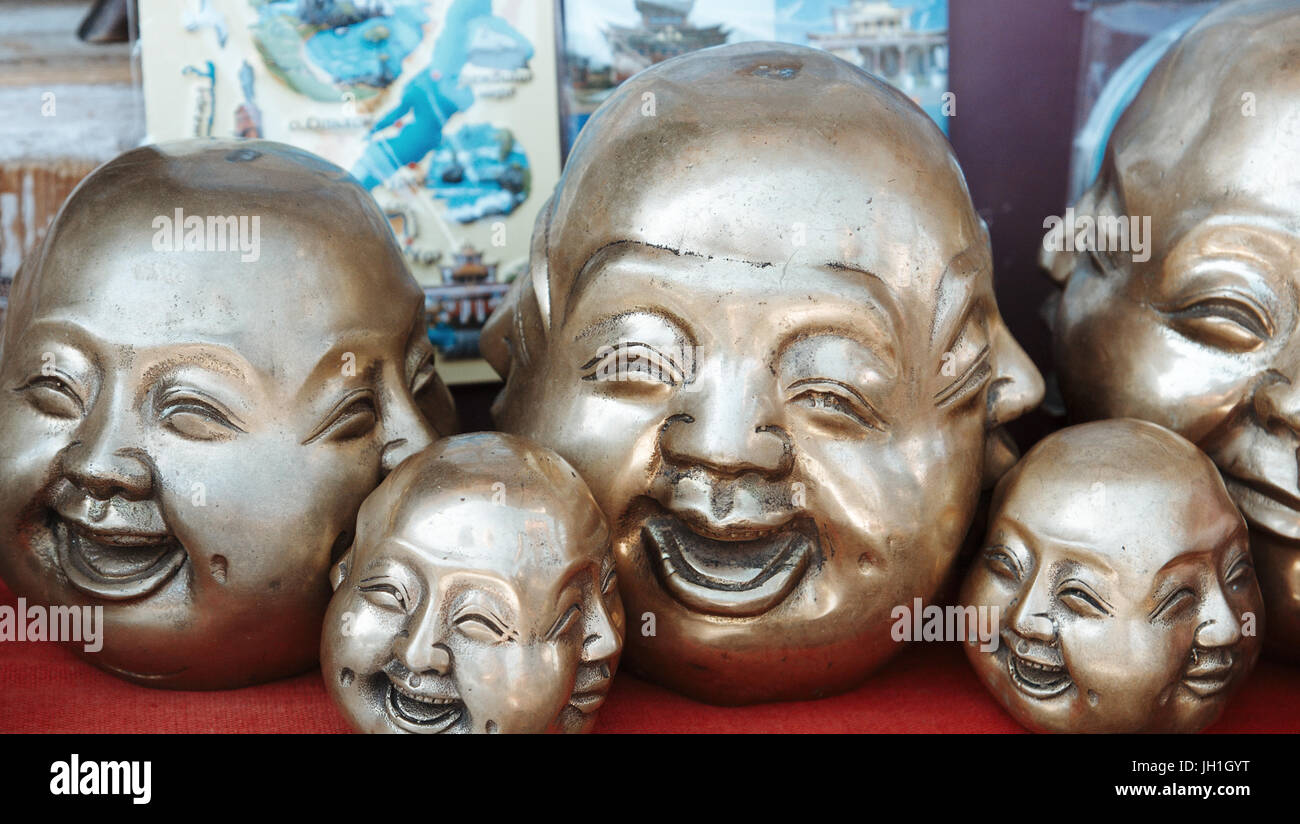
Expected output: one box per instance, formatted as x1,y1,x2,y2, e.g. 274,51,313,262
1,581,1296,733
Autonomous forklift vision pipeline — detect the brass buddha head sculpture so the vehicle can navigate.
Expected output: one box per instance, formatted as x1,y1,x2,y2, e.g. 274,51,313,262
962,419,1263,733
0,139,456,688
1048,0,1300,662
322,432,624,734
482,42,1044,704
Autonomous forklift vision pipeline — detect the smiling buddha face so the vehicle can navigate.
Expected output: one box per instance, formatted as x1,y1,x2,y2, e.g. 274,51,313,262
961,419,1263,733
0,140,456,688
482,42,1044,704
1048,0,1300,662
322,433,624,734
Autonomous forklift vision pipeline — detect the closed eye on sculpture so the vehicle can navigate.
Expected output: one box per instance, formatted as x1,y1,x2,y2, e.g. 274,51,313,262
358,578,408,613
1151,585,1197,622
934,345,991,409
1157,292,1274,352
455,609,511,643
18,374,84,420
304,389,378,444
158,389,246,441
983,545,1022,582
546,603,583,641
1224,555,1254,593
580,342,685,387
1057,579,1112,618
787,378,885,433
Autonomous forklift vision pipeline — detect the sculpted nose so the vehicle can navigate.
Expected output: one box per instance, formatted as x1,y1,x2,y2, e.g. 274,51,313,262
1009,579,1056,643
988,319,1045,428
1194,588,1243,650
581,598,621,664
659,362,792,477
395,608,451,675
1254,371,1300,435
60,405,154,501
62,444,154,500
382,395,436,474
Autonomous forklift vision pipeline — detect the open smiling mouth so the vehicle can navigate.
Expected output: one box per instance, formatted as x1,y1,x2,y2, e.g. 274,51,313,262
1007,648,1072,699
385,679,464,733
641,514,816,617
55,517,186,601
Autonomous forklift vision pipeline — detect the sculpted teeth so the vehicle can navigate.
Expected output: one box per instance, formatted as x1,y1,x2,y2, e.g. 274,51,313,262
57,517,186,600
1007,649,1071,698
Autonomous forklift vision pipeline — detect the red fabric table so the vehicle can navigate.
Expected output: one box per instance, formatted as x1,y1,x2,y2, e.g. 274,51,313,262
2,581,1296,733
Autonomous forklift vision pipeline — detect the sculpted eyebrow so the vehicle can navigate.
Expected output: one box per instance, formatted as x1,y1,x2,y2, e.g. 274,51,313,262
929,245,990,342
823,261,886,284
573,308,688,343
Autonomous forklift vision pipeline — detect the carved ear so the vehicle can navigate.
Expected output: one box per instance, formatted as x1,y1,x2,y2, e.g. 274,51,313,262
1043,185,1100,287
481,196,554,380
1041,233,1076,286
329,544,354,592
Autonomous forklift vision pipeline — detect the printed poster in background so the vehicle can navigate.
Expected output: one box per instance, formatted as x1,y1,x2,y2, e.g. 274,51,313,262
559,0,949,156
140,0,563,364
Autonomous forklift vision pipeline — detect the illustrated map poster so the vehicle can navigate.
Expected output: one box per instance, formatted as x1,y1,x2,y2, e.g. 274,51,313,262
561,0,949,155
140,0,563,364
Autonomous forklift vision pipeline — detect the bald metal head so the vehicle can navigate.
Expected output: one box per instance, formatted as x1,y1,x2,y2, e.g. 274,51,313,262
353,433,609,579
4,139,420,358
995,419,1243,570
486,41,988,374
1106,0,1300,227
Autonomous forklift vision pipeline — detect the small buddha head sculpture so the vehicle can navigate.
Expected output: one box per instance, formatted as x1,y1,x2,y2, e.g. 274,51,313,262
962,419,1263,733
0,139,456,688
482,42,1044,703
1047,0,1300,660
322,432,624,734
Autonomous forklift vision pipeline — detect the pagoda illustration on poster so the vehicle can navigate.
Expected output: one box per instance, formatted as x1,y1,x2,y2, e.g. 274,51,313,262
560,0,949,155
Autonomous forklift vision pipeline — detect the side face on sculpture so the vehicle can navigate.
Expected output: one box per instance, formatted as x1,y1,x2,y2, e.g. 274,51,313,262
482,42,1044,703
0,139,456,688
961,419,1263,733
1048,0,1300,661
322,432,624,733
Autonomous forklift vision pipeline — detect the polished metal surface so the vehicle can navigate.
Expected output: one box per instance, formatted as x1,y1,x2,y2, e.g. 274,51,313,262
482,42,1044,704
962,419,1263,733
0,139,456,688
1048,0,1300,663
322,432,624,733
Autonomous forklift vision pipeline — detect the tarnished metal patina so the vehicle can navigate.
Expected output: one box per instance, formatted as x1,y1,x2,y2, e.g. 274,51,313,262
322,432,624,733
482,42,1044,704
962,419,1263,733
1048,0,1300,663
0,139,456,688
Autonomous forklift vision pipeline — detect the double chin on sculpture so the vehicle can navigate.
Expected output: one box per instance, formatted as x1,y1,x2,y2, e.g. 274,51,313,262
0,139,454,688
482,42,1044,704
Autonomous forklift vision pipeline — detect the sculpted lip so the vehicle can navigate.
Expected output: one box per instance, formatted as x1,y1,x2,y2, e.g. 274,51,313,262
1003,633,1072,699
54,516,186,601
1182,650,1236,699
384,677,464,733
570,688,609,713
641,513,815,617
570,670,612,713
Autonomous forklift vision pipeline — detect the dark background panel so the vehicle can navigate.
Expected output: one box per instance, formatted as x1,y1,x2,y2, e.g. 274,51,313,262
949,0,1084,445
